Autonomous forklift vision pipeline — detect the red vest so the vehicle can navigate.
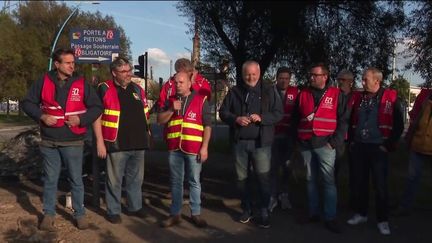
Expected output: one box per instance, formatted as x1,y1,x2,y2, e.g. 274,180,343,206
166,94,206,155
275,86,298,135
350,89,397,139
41,74,87,135
100,80,150,142
297,87,340,140
158,73,212,109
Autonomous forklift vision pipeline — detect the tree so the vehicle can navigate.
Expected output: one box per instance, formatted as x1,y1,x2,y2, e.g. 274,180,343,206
405,1,432,87
13,1,131,85
389,75,412,105
177,1,405,85
0,1,132,113
0,13,27,117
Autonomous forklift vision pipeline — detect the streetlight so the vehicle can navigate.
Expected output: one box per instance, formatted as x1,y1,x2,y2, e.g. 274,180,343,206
48,1,99,70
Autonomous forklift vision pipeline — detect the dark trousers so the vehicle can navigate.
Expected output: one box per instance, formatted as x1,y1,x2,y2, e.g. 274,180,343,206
350,142,389,222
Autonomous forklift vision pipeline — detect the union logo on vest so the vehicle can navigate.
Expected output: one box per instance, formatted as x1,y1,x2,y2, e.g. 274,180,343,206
70,88,81,102
322,97,334,109
187,111,197,121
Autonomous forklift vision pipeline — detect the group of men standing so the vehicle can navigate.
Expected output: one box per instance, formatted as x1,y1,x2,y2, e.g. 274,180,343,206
219,61,407,236
22,48,431,236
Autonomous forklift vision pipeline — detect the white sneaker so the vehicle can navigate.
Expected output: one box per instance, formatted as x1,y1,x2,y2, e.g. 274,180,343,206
268,196,278,213
347,214,368,225
377,221,391,235
278,193,292,210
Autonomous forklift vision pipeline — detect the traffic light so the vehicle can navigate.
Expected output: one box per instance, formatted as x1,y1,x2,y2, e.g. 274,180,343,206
134,54,145,78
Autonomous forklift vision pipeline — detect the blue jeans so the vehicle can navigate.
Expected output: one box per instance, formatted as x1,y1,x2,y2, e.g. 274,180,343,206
400,151,432,210
105,150,145,216
234,140,271,212
40,145,85,218
300,145,337,221
169,150,202,216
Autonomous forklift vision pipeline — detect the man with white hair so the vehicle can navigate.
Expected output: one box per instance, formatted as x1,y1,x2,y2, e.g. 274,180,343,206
219,60,283,229
346,67,404,235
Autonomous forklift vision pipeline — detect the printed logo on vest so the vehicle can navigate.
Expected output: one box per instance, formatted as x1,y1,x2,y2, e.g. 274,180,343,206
286,94,295,104
384,100,393,114
70,88,81,102
322,97,334,109
187,111,197,121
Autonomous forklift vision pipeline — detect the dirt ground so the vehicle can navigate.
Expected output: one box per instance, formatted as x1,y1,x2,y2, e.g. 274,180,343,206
1,149,432,243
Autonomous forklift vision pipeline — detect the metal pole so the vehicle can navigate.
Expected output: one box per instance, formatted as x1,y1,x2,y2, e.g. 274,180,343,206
144,52,148,96
48,3,81,71
214,78,217,128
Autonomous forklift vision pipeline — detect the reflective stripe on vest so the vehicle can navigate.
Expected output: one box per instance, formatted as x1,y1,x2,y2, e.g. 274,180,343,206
166,95,206,155
297,87,339,140
41,74,87,135
100,80,150,142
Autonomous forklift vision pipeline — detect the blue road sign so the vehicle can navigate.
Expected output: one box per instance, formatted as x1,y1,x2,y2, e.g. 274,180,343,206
70,28,120,63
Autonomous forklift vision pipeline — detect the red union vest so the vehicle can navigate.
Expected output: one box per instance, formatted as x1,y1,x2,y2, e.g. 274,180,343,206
350,89,397,139
100,80,150,142
166,94,206,155
159,73,212,109
41,74,87,135
275,86,298,135
297,87,340,140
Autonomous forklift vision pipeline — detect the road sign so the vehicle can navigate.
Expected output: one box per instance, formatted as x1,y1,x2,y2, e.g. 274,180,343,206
70,28,120,63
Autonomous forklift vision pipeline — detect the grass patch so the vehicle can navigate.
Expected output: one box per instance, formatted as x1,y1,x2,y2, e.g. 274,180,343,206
0,113,35,128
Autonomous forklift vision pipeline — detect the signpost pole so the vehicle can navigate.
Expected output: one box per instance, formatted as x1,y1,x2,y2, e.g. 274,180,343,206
48,4,81,70
144,51,148,95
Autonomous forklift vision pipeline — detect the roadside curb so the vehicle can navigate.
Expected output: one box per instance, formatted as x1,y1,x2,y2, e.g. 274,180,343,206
0,125,37,132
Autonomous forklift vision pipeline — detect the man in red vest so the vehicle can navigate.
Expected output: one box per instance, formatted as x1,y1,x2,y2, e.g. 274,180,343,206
269,67,298,212
157,71,212,228
22,48,103,231
157,58,212,199
394,88,432,216
293,63,348,233
346,67,403,235
157,58,211,111
92,57,151,224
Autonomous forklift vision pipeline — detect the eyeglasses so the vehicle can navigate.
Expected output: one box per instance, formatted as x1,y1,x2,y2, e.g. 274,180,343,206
309,73,326,77
115,69,131,74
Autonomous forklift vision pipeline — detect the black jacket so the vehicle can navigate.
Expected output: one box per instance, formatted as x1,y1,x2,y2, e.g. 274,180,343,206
22,70,103,142
219,81,283,146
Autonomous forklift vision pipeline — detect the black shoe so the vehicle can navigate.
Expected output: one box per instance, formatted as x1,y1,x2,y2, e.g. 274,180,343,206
160,215,182,228
325,220,342,234
239,210,253,224
107,214,122,224
257,215,270,229
191,215,208,228
126,208,146,219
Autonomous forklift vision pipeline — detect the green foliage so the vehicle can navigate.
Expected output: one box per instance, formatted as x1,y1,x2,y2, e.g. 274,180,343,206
177,1,405,85
0,1,131,105
390,75,411,104
405,1,432,87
